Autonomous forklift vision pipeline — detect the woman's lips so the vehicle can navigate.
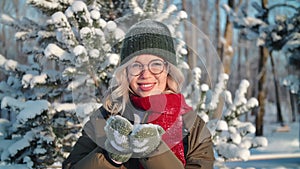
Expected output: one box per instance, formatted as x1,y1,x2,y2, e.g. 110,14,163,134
138,83,155,91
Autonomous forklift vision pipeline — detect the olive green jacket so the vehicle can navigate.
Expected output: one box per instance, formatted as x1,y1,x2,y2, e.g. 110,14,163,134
62,107,215,169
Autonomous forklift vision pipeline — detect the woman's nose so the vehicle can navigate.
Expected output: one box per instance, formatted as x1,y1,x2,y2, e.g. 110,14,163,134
139,67,152,78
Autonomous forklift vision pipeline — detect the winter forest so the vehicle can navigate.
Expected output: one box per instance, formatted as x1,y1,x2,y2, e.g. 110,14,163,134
0,0,299,168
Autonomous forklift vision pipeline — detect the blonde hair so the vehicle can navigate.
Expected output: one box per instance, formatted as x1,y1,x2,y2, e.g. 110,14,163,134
102,59,184,115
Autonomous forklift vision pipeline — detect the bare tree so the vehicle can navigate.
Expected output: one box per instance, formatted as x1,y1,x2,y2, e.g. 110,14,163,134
222,0,234,74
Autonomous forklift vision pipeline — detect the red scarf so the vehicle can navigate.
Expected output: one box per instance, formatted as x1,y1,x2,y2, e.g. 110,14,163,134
130,93,192,166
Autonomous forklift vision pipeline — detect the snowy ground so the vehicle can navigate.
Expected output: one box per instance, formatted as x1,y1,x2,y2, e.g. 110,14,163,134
215,120,300,169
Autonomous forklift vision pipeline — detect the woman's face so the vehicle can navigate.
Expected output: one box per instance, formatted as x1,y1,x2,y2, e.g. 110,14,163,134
127,54,168,97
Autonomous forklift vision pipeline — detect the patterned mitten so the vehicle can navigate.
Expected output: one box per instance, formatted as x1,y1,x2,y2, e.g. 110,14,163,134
104,115,133,163
130,123,165,157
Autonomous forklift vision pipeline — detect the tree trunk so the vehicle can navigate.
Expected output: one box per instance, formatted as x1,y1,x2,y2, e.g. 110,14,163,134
182,0,195,69
270,51,284,125
256,46,268,136
223,0,234,74
255,0,269,136
289,92,298,122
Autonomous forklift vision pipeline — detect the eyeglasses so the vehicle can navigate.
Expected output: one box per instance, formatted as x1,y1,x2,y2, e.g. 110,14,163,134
127,59,168,76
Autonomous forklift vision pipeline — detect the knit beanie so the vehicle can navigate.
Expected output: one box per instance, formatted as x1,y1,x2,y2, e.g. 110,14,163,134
120,19,177,66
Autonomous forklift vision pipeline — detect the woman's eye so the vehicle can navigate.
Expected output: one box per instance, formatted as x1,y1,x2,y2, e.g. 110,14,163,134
131,63,142,68
151,61,163,67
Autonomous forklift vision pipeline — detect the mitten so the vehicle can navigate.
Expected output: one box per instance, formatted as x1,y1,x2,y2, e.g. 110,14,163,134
104,115,133,163
130,123,165,158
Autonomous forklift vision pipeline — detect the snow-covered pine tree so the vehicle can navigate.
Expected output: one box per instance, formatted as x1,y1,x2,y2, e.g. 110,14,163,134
0,0,189,167
184,67,268,161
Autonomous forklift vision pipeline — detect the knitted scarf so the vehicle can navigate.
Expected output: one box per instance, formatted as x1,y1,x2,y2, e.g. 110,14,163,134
130,93,192,166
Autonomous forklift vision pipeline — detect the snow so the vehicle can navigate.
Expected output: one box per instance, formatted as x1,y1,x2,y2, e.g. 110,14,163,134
44,43,74,62
8,133,32,156
27,0,60,10
88,49,99,59
15,100,49,124
105,21,117,32
106,53,120,66
0,14,15,25
67,1,93,26
53,103,76,112
3,59,18,71
114,28,125,40
1,97,49,125
73,45,88,65
178,11,188,19
90,10,100,20
282,75,299,94
201,84,210,92
216,143,251,161
216,122,300,168
0,119,9,139
165,4,177,15
217,120,229,131
75,102,102,119
214,106,300,169
99,18,107,28
130,0,144,15
66,75,89,91
22,73,47,88
79,27,92,38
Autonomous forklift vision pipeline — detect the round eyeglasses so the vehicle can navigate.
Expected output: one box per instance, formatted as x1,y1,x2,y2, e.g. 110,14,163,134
127,59,168,76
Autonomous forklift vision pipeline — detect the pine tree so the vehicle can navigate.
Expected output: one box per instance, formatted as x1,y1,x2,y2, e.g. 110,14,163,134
0,0,188,167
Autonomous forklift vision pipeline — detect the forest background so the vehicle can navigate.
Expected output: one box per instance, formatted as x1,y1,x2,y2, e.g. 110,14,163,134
0,0,299,168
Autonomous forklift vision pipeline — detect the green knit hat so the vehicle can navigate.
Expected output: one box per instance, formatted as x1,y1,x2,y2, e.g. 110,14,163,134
120,19,177,66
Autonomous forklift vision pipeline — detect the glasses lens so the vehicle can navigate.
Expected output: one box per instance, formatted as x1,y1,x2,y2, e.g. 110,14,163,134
149,60,165,74
127,60,166,76
128,62,143,76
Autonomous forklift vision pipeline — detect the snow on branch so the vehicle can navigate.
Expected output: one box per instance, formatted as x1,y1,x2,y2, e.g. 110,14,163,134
185,71,264,161
0,14,17,27
1,97,49,124
44,43,74,63
223,4,266,29
50,11,78,49
21,73,48,88
282,75,300,94
0,55,29,73
66,1,93,27
156,4,178,22
27,0,72,15
129,0,144,15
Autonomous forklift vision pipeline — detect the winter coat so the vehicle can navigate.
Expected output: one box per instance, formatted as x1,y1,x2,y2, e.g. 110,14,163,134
62,106,215,169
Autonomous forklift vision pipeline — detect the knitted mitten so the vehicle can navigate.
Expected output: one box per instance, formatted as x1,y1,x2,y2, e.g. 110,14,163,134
104,115,133,163
130,123,165,158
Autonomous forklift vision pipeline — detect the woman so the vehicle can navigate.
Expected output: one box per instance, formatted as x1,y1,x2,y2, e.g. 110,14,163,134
63,19,215,169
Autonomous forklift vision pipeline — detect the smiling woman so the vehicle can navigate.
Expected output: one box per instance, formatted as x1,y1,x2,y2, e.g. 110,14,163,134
62,19,215,169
